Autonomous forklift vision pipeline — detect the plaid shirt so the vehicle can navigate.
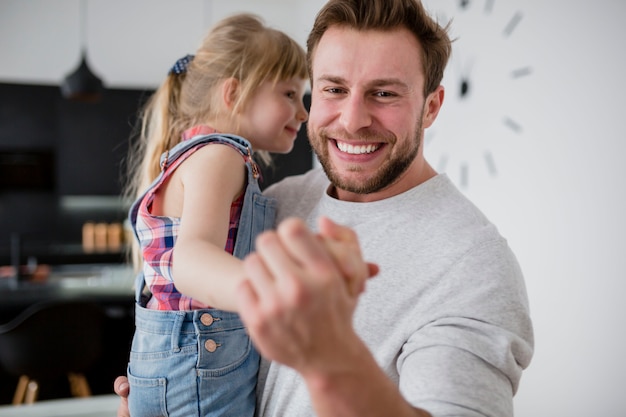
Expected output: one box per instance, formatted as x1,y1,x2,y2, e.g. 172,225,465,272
135,126,245,311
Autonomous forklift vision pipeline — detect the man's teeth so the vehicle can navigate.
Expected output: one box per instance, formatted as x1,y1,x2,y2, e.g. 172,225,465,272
336,141,379,155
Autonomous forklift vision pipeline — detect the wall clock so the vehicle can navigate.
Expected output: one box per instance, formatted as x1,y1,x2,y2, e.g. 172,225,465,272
423,0,533,189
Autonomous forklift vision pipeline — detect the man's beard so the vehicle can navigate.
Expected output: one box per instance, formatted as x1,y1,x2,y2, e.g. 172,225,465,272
308,117,423,195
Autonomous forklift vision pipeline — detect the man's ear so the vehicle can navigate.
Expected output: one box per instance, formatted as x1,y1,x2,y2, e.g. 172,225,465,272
222,78,240,110
422,85,445,129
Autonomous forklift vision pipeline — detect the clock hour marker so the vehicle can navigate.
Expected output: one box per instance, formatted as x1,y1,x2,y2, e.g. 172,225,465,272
511,66,532,78
503,117,522,133
485,0,495,14
503,12,523,37
459,0,470,10
460,78,470,98
484,151,497,176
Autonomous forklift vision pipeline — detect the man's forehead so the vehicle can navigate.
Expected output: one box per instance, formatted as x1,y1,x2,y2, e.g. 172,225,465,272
311,26,423,87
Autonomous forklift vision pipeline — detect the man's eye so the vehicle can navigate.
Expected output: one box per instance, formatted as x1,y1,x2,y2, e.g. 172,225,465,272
374,91,395,98
326,88,344,94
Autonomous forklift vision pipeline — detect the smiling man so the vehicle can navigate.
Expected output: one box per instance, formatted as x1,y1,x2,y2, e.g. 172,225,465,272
237,0,534,416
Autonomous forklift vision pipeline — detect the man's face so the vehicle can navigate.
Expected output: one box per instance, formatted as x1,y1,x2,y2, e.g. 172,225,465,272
308,26,440,202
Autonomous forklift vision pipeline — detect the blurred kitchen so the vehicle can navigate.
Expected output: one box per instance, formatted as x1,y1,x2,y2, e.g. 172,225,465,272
1,0,626,416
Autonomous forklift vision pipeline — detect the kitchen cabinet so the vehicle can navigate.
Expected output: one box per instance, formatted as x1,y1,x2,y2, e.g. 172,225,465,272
0,265,135,404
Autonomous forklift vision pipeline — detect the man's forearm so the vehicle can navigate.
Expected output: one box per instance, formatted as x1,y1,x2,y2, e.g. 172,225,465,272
303,338,431,417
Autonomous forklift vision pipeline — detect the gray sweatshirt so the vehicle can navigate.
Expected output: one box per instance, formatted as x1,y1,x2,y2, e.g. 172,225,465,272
257,168,534,417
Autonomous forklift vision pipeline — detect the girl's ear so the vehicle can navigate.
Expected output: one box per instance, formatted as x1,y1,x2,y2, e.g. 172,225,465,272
222,78,240,110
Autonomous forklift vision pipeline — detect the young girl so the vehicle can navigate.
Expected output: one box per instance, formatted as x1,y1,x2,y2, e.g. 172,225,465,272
124,13,308,417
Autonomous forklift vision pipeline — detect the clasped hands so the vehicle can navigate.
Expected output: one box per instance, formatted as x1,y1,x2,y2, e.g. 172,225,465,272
236,216,379,377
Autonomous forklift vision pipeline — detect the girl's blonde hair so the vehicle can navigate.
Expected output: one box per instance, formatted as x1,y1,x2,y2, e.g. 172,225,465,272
124,13,308,266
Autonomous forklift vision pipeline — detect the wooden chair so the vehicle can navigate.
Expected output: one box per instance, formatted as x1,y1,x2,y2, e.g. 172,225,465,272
0,300,104,405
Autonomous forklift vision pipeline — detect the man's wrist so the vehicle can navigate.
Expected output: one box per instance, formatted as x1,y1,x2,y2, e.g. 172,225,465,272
301,338,423,417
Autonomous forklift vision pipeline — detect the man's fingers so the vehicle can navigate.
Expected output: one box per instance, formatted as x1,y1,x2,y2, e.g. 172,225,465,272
269,218,337,282
316,216,379,296
235,270,259,310
114,376,130,417
367,262,380,279
240,253,275,306
235,275,262,329
317,235,362,296
317,216,357,245
114,376,129,397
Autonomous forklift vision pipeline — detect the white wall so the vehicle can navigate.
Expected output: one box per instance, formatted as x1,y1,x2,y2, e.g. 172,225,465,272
1,1,626,416
0,0,326,88
419,1,626,416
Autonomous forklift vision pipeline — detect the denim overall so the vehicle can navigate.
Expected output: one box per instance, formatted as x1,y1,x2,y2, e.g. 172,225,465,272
126,134,276,417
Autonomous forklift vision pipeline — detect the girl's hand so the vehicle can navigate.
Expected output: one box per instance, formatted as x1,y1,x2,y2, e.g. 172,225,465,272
316,216,379,297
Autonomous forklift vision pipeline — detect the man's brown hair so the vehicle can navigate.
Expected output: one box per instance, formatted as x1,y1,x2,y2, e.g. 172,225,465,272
307,0,451,97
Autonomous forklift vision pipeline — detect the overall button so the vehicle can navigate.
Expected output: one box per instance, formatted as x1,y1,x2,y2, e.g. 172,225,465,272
204,339,220,353
200,313,214,326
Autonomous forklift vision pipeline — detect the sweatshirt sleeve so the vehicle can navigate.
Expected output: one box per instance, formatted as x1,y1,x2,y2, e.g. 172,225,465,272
397,239,534,416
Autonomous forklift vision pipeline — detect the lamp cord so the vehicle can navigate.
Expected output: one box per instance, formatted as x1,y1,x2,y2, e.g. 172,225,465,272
80,0,87,54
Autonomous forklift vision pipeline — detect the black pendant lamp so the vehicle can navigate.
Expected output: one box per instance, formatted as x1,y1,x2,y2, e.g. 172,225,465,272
60,0,104,101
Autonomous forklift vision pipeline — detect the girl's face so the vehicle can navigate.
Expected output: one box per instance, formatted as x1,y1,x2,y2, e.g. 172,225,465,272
238,77,308,154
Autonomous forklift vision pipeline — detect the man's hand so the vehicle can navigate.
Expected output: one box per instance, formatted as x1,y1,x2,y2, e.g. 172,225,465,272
113,376,130,417
317,216,379,297
235,217,377,376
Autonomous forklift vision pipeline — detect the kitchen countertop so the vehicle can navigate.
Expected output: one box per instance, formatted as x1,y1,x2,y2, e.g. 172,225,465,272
0,263,135,317
0,395,119,417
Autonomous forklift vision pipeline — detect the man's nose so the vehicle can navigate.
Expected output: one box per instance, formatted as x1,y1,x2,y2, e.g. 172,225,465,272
339,95,371,134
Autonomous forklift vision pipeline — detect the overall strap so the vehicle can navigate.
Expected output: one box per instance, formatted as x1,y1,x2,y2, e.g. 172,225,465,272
160,133,256,172
130,133,261,303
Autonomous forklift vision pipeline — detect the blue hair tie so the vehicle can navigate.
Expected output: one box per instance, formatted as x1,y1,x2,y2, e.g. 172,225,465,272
169,54,195,75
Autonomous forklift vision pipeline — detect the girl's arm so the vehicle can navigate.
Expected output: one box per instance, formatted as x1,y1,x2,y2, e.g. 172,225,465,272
170,144,248,311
